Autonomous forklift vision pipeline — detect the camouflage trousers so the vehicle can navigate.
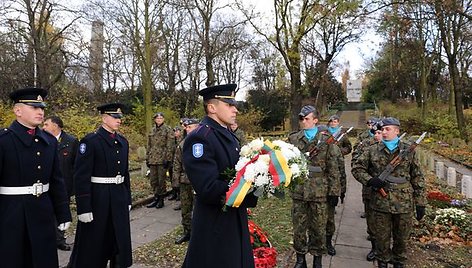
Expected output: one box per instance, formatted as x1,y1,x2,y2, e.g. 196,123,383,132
373,210,413,263
149,164,168,196
362,196,375,238
292,199,327,256
180,183,194,232
326,203,336,236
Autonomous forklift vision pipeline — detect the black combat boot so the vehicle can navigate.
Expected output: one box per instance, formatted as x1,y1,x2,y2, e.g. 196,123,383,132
155,195,164,208
313,255,322,268
146,196,159,208
168,187,179,200
326,235,336,256
175,230,191,244
393,262,404,268
293,253,307,268
377,261,388,268
366,240,376,261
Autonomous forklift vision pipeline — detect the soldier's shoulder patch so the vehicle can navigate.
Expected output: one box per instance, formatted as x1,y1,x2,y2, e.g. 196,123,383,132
192,143,204,158
79,143,87,154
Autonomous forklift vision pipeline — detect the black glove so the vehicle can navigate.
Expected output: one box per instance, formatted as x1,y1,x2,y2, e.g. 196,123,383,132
416,205,425,221
367,176,386,189
327,195,339,207
340,192,345,204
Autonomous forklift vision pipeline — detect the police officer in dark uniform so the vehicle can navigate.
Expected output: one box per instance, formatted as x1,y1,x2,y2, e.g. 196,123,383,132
182,84,258,268
43,115,79,251
69,103,132,268
0,87,72,267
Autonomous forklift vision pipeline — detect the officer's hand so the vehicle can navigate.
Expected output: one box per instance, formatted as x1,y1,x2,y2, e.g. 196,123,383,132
340,192,346,204
416,206,426,221
58,222,71,231
367,176,386,189
78,212,94,223
327,195,339,207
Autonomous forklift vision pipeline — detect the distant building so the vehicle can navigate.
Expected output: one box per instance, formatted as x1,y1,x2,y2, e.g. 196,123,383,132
346,79,362,102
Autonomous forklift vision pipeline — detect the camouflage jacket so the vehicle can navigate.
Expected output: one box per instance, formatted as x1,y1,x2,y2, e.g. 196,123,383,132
335,135,351,194
146,123,175,165
351,141,426,213
288,129,342,201
233,128,247,146
172,139,191,184
353,130,371,152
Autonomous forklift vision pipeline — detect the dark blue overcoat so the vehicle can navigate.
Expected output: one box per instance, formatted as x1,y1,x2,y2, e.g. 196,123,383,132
69,127,132,267
182,116,257,268
0,120,71,267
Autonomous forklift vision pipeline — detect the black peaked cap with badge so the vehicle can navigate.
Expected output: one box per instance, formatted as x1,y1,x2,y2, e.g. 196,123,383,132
183,118,200,126
97,103,125,119
199,84,237,106
9,87,48,108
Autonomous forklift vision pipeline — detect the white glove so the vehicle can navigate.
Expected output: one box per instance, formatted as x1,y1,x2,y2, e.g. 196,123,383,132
78,212,94,223
128,205,132,211
58,222,71,231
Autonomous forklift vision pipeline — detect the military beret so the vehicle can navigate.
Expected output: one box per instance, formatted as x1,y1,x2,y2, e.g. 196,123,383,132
328,114,340,122
370,120,384,134
179,117,189,125
97,103,125,119
183,118,200,126
153,112,164,119
199,84,237,105
366,117,379,124
299,105,317,117
9,87,48,108
381,117,400,127
173,126,183,131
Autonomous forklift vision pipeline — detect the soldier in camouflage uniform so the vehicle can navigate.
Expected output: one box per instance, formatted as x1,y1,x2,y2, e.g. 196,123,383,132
170,125,184,206
351,117,426,268
353,117,378,220
146,112,175,208
324,114,352,256
173,118,199,244
288,105,342,268
229,121,247,145
351,119,382,261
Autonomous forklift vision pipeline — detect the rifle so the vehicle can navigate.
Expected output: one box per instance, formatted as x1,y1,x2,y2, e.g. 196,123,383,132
309,126,353,160
376,132,427,197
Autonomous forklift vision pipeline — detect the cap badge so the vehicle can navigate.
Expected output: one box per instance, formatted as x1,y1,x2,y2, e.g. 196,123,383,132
37,95,43,101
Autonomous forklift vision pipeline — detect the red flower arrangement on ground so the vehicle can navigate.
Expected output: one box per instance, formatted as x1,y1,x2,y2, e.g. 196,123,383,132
247,209,277,268
427,190,452,202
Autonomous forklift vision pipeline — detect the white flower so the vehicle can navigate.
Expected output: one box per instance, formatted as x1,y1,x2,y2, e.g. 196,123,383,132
240,145,251,157
249,138,264,152
290,163,300,177
235,157,250,171
243,163,256,182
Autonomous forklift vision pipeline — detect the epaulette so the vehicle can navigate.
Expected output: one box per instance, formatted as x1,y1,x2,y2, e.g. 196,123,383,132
194,124,212,138
0,128,9,137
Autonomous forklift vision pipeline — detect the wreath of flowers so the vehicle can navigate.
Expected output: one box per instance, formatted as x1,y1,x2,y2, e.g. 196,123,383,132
225,137,308,208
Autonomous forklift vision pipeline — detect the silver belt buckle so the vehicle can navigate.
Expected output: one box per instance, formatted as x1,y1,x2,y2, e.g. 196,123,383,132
115,175,124,184
32,181,44,197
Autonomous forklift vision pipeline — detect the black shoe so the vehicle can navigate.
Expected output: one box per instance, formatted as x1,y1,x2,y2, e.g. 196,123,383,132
146,198,158,208
175,232,191,244
366,249,375,261
173,203,181,210
326,235,336,256
57,243,71,251
393,263,404,268
313,256,322,268
156,196,164,208
293,253,307,268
